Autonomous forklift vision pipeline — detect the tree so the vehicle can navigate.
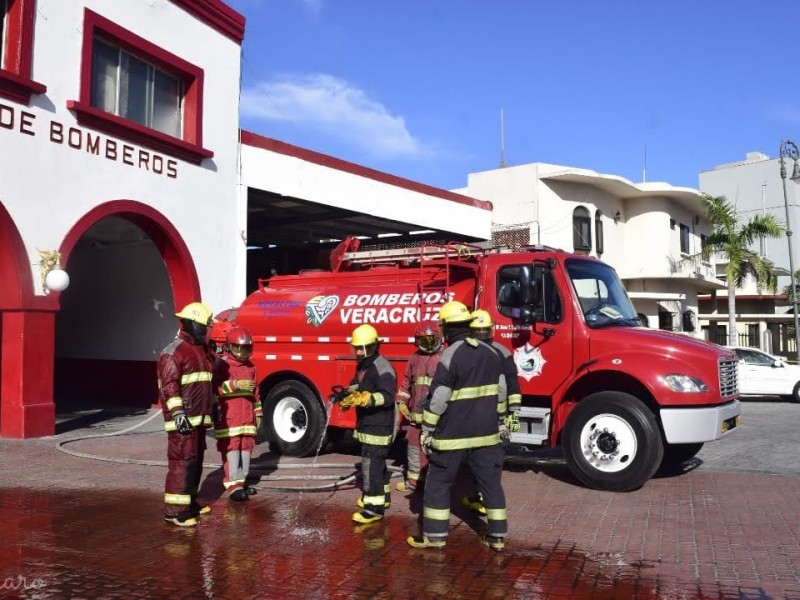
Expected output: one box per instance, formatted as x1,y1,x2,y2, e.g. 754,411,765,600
680,194,784,346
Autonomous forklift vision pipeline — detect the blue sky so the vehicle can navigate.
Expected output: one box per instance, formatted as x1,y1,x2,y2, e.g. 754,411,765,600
226,0,798,192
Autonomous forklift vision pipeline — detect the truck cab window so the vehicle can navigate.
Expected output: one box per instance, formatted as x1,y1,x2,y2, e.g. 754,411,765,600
565,258,638,328
497,265,562,323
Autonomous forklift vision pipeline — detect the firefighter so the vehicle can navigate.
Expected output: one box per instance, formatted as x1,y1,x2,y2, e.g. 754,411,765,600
460,309,522,515
340,324,397,524
396,322,443,493
158,302,215,527
407,300,509,551
212,326,262,501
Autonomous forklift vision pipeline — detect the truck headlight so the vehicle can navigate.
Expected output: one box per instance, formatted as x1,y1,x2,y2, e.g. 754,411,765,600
663,374,708,393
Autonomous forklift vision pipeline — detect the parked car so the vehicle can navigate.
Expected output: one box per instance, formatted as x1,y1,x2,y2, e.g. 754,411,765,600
729,347,800,402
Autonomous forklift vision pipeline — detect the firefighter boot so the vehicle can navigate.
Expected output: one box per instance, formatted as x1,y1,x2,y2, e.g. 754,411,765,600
244,486,258,496
480,534,506,552
164,514,198,527
395,479,416,493
461,493,487,515
406,534,446,549
230,488,249,502
352,510,383,524
192,502,211,517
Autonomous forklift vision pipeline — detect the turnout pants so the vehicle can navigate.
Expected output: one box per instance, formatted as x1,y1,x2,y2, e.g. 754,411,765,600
360,443,390,516
165,427,207,518
405,424,428,487
422,445,508,540
217,435,256,493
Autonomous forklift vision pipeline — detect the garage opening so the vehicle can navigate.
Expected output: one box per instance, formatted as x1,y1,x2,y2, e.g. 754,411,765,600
245,188,479,293
54,216,177,418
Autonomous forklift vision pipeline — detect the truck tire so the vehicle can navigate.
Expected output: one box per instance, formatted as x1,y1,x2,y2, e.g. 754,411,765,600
264,381,326,457
562,391,664,492
661,442,704,466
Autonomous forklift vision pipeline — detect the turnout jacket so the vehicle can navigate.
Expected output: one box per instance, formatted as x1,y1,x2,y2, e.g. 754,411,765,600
212,356,263,439
491,341,521,414
157,331,214,432
422,333,507,451
350,353,397,447
396,349,442,423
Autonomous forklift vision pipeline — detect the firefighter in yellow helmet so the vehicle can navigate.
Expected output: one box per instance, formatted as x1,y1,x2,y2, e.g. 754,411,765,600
407,300,509,551
340,324,397,524
460,309,522,516
157,302,215,526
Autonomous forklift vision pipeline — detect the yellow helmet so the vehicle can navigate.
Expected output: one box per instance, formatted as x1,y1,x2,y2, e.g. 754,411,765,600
350,324,379,346
437,300,474,325
470,309,493,329
175,302,213,325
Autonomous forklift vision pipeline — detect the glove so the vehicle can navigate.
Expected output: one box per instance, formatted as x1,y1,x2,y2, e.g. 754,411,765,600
340,390,371,409
498,422,510,441
397,402,411,421
256,416,262,432
504,411,520,433
173,412,192,434
212,404,221,424
234,379,256,393
420,430,433,456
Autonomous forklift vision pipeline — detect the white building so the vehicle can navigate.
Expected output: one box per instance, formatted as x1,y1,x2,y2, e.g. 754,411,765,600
454,163,726,333
0,0,491,438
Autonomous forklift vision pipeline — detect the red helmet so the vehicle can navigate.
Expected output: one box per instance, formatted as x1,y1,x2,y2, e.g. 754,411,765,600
414,322,441,354
226,326,253,361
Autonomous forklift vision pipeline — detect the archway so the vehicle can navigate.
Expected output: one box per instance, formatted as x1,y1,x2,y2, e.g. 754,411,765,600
54,201,201,417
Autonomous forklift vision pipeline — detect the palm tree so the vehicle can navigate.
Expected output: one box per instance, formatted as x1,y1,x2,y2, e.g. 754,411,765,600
681,194,784,346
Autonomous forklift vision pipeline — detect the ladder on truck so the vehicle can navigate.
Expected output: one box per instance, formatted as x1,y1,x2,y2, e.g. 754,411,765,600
332,237,485,322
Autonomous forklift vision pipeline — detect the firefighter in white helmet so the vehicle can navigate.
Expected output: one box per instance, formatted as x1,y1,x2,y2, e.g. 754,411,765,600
157,302,215,527
407,300,509,551
461,309,522,515
395,321,443,493
340,324,397,524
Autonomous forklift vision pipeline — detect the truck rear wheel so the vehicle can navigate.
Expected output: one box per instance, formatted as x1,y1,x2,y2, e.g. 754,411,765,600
563,392,663,492
264,381,326,457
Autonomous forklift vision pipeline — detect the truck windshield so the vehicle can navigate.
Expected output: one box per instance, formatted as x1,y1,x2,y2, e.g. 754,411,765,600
565,259,639,328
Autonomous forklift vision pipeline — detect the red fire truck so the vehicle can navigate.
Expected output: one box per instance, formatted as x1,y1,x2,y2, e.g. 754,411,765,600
223,237,740,491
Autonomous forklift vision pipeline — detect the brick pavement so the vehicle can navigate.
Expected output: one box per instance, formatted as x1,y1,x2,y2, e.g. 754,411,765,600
0,409,799,599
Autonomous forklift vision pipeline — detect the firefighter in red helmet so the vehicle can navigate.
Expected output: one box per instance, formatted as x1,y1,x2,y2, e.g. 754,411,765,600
212,325,262,501
158,302,215,527
395,321,442,493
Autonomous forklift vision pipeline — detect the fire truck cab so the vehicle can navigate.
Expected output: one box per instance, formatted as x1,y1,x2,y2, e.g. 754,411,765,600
225,237,741,492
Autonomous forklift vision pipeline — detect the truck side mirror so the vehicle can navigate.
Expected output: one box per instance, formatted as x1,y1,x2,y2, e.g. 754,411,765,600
519,306,535,324
519,265,533,305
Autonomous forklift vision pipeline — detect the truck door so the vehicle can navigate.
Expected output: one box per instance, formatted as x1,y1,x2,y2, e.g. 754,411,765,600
489,262,573,395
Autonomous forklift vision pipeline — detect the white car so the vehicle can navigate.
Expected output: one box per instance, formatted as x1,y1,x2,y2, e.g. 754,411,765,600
730,347,800,402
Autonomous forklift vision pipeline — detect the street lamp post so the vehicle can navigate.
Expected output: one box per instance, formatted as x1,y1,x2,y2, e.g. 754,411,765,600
779,140,800,361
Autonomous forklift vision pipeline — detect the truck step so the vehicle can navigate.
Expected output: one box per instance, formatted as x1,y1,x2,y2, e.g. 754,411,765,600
510,406,550,446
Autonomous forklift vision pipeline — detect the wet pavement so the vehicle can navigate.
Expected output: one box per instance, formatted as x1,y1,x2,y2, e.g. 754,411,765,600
0,403,799,599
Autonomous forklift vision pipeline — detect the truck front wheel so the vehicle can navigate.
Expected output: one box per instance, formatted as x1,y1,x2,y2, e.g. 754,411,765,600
264,381,326,457
562,392,664,492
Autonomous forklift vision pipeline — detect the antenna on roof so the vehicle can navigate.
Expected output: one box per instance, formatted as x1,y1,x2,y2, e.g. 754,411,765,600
642,138,647,183
499,108,507,168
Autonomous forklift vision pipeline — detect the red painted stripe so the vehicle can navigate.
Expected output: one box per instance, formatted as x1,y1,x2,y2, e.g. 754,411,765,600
169,0,246,44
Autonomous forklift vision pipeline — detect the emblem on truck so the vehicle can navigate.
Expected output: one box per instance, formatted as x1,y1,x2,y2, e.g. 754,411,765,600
305,295,340,327
514,344,546,381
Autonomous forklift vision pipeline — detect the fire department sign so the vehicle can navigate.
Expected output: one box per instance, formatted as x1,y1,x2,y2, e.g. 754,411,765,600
514,344,546,381
305,295,339,327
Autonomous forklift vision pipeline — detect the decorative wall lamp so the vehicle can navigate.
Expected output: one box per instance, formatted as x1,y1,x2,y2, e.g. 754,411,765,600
37,249,70,294
614,211,622,223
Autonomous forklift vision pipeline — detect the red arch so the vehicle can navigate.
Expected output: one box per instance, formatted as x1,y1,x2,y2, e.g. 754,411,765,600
59,200,201,307
0,203,34,310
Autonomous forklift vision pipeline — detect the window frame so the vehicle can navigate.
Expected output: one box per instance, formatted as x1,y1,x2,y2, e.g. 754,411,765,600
594,209,604,256
0,0,46,104
679,223,690,254
572,206,592,253
67,9,213,165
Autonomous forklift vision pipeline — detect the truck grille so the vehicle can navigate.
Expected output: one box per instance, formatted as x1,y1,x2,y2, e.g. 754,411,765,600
718,357,738,398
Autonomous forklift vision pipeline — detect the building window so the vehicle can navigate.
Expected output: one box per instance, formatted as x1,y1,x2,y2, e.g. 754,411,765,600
594,210,604,255
573,207,591,253
658,309,675,331
679,223,690,254
91,38,183,138
0,0,46,104
67,9,212,164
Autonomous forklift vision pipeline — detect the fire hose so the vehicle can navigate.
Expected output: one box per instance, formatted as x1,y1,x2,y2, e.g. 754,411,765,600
55,407,403,493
